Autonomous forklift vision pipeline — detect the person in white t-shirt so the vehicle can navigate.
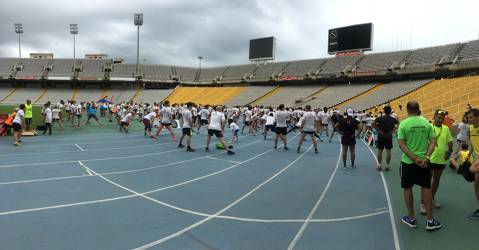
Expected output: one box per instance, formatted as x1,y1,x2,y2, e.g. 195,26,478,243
42,102,53,135
52,104,63,130
274,104,291,150
143,109,159,138
155,101,177,142
264,110,275,140
65,100,72,121
318,107,330,137
120,110,133,133
197,105,210,134
241,107,253,135
297,105,319,154
205,106,234,155
230,121,240,143
178,103,195,152
12,104,25,146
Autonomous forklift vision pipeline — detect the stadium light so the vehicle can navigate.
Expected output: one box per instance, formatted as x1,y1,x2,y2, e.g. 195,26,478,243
70,24,79,59
134,13,143,76
14,23,23,58
198,56,203,71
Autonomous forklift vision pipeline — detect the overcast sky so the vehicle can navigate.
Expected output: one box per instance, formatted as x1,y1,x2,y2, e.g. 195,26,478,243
0,0,478,67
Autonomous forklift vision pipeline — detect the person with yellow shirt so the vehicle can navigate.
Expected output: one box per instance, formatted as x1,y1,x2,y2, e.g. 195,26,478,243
419,110,452,213
24,99,33,131
450,143,474,172
466,108,479,220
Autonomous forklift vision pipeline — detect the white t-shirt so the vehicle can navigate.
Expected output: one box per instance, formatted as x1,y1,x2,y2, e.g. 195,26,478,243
161,107,172,123
65,103,71,111
144,112,156,120
457,122,469,141
230,122,239,131
365,117,373,127
199,109,210,120
318,111,330,125
274,110,290,128
13,109,24,124
302,111,318,132
182,109,192,128
52,108,60,119
245,110,253,121
75,104,82,115
121,113,132,123
265,115,275,126
44,108,53,123
208,111,225,131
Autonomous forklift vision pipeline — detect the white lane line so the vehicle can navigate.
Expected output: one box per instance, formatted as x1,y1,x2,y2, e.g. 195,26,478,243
206,156,241,164
74,144,85,152
0,137,153,149
78,161,93,176
361,140,401,250
287,141,342,250
0,139,263,186
132,143,312,250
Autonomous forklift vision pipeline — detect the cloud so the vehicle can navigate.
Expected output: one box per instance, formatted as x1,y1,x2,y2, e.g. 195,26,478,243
0,0,478,67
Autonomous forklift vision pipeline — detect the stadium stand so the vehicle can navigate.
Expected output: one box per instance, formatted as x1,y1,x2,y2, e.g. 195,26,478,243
106,88,137,103
141,65,172,81
251,62,290,81
403,43,460,67
220,64,258,82
0,87,14,102
224,86,277,106
355,51,410,70
15,59,51,79
48,59,78,79
0,58,20,78
302,83,377,108
281,59,327,78
35,89,73,104
252,85,325,107
174,66,198,82
1,87,43,104
337,79,431,111
136,89,174,104
318,55,362,75
457,39,479,62
166,87,243,105
198,66,229,83
110,64,137,79
73,88,105,102
78,59,109,80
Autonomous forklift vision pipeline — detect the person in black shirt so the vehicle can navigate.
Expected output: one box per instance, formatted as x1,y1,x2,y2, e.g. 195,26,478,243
336,108,361,169
374,106,398,171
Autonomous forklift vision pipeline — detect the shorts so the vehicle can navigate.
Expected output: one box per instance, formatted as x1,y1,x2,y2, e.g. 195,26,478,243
88,115,97,119
66,110,71,113
25,118,32,125
143,118,152,132
376,136,393,150
208,129,223,138
76,114,82,118
13,123,22,132
303,131,315,135
233,129,239,137
121,121,129,126
53,118,60,122
429,162,446,170
161,122,172,127
244,121,251,126
182,128,192,135
400,162,432,189
228,118,233,124
265,125,275,131
341,136,356,146
200,119,208,125
275,127,287,135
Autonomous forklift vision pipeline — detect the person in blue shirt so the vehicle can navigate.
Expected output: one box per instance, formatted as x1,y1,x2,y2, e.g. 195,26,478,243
85,102,103,127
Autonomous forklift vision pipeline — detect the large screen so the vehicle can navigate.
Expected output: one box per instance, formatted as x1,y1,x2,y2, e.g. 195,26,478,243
249,37,276,61
328,23,373,54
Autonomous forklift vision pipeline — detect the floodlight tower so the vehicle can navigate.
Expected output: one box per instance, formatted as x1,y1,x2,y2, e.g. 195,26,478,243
70,24,79,58
134,13,143,76
198,56,203,71
14,23,23,58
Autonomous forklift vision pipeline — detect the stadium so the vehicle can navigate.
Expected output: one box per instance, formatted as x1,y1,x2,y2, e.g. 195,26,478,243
0,1,479,250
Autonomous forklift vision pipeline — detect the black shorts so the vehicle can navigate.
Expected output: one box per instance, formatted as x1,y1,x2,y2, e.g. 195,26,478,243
208,129,223,138
143,118,152,132
25,118,32,125
200,119,208,125
121,121,129,126
341,136,356,146
182,128,192,135
376,136,393,150
275,127,287,135
88,115,97,119
228,118,233,124
400,162,432,189
161,122,172,127
429,162,446,170
303,131,315,135
76,114,82,118
13,123,22,132
265,125,275,131
244,121,251,126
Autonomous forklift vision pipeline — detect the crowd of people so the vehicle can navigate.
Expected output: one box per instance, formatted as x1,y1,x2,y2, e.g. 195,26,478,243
4,97,479,231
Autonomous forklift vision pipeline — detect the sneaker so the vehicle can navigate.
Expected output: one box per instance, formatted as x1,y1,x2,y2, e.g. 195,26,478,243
467,209,479,220
273,145,277,149
284,147,289,151
433,200,441,209
426,218,442,231
178,144,185,148
351,165,356,169
187,147,195,152
315,148,319,154
297,148,300,153
14,142,21,146
401,216,418,229
343,164,347,170
227,150,235,155
420,203,426,215
205,147,209,152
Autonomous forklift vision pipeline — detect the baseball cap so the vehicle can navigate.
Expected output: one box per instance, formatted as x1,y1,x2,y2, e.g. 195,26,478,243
346,108,354,117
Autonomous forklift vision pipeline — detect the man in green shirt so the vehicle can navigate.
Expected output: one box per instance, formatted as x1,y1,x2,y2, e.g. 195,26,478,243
25,99,33,131
421,110,452,212
398,101,442,231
